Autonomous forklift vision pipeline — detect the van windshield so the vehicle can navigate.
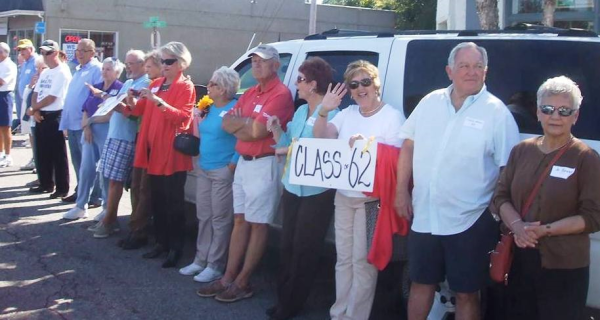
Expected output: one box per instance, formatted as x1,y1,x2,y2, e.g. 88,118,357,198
403,39,600,140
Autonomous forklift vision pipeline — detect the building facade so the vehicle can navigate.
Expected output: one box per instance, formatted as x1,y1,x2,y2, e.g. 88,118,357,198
0,0,396,82
437,0,599,32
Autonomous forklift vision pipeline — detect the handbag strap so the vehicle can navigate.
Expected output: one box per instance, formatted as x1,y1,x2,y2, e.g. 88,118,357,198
520,138,573,218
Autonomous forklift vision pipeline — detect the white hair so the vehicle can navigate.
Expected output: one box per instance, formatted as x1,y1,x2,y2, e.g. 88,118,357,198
211,66,240,100
537,76,583,110
102,57,125,78
160,42,192,70
0,42,10,54
34,55,47,68
447,42,488,70
126,49,145,62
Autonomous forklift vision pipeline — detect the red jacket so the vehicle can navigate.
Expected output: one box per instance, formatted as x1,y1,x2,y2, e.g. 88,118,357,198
130,75,195,175
364,143,409,270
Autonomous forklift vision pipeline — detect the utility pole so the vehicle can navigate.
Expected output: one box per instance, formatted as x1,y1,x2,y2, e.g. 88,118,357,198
309,0,317,35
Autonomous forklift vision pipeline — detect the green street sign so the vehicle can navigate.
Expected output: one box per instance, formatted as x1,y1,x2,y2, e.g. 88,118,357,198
143,16,167,29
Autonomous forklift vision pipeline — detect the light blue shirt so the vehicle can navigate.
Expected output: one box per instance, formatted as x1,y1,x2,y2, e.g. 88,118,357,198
399,84,520,235
59,58,102,131
277,104,338,197
107,75,151,141
198,99,239,170
18,55,36,98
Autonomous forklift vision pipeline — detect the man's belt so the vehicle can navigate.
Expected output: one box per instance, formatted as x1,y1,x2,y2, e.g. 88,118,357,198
241,153,275,161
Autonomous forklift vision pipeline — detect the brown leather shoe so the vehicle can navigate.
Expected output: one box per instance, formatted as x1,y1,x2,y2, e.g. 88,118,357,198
196,280,228,298
214,283,253,303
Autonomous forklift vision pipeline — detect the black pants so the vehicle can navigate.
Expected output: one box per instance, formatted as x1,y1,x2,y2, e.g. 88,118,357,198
149,171,187,251
276,189,336,317
507,247,589,320
34,111,69,192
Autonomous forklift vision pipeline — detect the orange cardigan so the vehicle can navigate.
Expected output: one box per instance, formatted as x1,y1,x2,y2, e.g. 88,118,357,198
130,75,195,176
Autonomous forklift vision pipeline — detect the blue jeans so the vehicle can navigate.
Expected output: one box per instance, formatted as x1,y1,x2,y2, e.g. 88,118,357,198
68,129,101,203
12,92,21,129
75,123,109,209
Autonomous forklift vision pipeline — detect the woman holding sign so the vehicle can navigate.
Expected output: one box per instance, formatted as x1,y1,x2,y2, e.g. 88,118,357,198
63,57,123,219
265,57,338,320
492,76,600,319
313,60,404,320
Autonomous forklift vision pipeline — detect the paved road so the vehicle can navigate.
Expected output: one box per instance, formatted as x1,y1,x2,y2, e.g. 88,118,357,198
0,134,404,320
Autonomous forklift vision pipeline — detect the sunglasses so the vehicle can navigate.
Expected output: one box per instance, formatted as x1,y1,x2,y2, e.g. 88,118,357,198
296,76,307,83
40,51,55,56
161,58,178,66
347,78,373,90
539,105,578,117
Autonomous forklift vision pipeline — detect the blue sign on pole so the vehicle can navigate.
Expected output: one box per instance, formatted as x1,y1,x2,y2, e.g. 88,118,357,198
34,22,46,34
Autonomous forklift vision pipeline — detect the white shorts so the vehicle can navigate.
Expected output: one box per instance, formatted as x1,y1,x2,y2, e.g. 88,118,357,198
233,155,283,224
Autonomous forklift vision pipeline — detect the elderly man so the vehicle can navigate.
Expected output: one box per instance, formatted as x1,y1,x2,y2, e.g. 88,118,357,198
27,40,72,197
59,38,102,205
15,39,38,170
396,42,520,320
197,44,293,302
86,50,151,235
0,42,17,168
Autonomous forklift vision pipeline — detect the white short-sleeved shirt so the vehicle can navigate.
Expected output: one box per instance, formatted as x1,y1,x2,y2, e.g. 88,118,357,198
400,85,520,235
0,57,17,91
34,64,72,112
330,103,405,197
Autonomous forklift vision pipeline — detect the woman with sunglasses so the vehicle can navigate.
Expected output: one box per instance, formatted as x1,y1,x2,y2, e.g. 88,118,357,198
492,76,600,320
264,57,338,320
126,42,196,268
313,60,404,320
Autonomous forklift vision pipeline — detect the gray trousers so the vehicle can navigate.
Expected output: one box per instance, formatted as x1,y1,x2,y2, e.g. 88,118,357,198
194,166,234,272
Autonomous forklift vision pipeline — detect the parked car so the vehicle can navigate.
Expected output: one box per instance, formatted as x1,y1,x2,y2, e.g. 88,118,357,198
184,25,600,313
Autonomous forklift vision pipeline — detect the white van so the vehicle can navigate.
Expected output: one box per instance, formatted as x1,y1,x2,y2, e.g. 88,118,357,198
184,26,600,310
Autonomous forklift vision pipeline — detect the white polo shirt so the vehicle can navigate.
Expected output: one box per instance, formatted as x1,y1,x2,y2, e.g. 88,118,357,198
399,85,519,235
0,57,17,92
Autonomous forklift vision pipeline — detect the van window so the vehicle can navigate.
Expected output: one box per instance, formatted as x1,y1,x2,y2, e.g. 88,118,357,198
305,51,379,110
234,53,292,95
403,40,600,140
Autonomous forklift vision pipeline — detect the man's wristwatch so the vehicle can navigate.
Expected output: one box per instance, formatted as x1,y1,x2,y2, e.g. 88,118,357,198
100,92,108,99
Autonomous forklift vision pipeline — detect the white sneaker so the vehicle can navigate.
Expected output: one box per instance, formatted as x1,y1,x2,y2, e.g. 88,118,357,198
93,209,107,222
179,263,204,276
63,206,87,220
193,267,223,283
0,155,12,168
20,158,35,171
87,221,103,232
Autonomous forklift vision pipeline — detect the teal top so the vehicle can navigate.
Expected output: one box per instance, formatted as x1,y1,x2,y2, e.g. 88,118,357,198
198,99,240,170
276,103,338,197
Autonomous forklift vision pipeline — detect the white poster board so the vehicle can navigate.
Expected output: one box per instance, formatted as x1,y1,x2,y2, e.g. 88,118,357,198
288,138,378,192
62,43,77,62
91,93,127,118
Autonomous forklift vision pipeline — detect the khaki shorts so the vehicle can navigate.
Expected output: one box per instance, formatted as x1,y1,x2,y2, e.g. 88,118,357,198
233,156,283,224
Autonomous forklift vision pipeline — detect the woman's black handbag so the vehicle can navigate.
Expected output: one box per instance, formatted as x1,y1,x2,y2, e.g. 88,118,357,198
173,133,200,156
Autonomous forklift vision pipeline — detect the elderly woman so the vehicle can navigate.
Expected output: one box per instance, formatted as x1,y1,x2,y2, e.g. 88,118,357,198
264,57,338,320
63,57,124,219
492,76,600,320
179,66,240,282
127,42,195,268
313,60,404,320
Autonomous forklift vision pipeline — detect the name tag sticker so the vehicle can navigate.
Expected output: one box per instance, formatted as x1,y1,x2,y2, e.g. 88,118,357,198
464,117,484,130
550,166,575,179
81,71,89,77
254,104,263,113
219,110,227,117
109,89,118,95
25,69,32,74
306,117,316,126
151,87,159,93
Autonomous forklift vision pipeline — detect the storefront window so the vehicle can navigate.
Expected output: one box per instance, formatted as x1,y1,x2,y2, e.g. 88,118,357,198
512,0,594,14
8,29,42,61
59,29,117,72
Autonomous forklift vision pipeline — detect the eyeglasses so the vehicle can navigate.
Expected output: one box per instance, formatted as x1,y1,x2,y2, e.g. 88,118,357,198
161,58,178,66
207,81,219,87
75,49,93,53
40,51,55,56
539,105,578,117
125,61,142,67
296,76,307,83
347,78,373,90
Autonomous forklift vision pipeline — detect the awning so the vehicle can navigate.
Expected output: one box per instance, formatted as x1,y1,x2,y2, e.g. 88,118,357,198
0,0,44,18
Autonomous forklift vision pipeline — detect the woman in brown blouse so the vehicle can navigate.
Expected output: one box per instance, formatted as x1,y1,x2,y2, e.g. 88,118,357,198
493,76,600,320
